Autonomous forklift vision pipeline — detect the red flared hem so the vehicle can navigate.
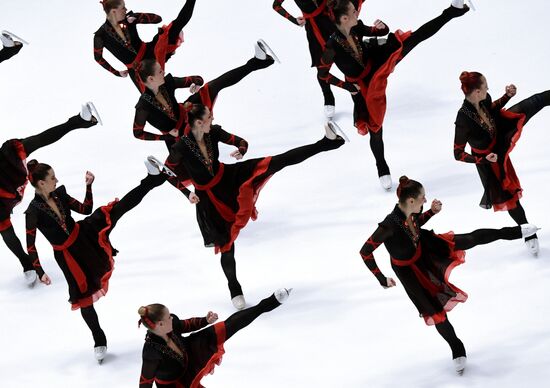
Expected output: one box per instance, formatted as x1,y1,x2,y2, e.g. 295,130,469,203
422,232,468,326
216,158,273,254
190,322,227,388
70,200,118,310
155,22,184,70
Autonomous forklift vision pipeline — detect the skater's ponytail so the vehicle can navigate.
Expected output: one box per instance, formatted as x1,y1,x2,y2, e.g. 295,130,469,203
27,160,52,187
138,304,166,330
327,0,352,24
396,176,423,204
101,0,124,14
459,71,484,95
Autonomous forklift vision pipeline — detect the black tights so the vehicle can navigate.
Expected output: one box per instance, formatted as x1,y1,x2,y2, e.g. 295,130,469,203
508,90,550,124
220,244,242,298
507,201,537,241
1,225,32,271
317,75,335,106
224,294,280,340
435,319,466,359
81,305,107,347
167,0,197,42
400,6,464,59
109,174,166,227
0,44,23,63
453,226,521,251
369,128,389,177
21,115,94,156
187,56,273,106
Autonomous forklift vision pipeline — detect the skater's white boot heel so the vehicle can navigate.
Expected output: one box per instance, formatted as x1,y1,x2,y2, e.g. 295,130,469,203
274,288,292,304
80,101,103,125
254,42,267,60
80,104,92,121
94,346,107,363
0,32,15,47
451,0,465,8
231,295,246,310
146,156,176,177
324,122,337,140
256,39,280,63
144,159,160,175
379,175,392,191
453,356,467,375
324,105,335,119
24,270,37,287
525,238,540,257
520,224,539,238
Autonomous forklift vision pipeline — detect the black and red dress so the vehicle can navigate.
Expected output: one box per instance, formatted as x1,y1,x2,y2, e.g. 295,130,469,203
140,315,226,388
0,139,29,232
93,0,194,92
25,185,117,309
454,93,525,211
360,205,467,325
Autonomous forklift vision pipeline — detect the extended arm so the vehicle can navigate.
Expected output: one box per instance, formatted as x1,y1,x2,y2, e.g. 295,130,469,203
272,0,300,25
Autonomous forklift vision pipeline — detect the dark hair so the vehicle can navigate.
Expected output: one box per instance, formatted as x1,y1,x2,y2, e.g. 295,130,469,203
187,103,209,128
27,160,52,187
327,0,352,24
459,71,484,95
138,59,158,82
396,176,423,204
101,0,124,14
137,304,166,330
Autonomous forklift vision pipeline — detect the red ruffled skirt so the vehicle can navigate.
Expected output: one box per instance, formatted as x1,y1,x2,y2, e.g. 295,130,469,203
391,230,468,325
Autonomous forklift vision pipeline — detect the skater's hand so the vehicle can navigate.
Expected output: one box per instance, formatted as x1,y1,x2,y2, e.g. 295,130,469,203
382,277,396,289
505,84,517,97
206,311,218,324
118,70,129,78
296,17,306,26
230,150,243,160
169,128,180,137
188,192,200,204
126,15,137,23
431,199,442,214
40,274,52,285
189,83,200,94
350,84,360,95
485,153,498,163
85,171,95,185
373,19,387,30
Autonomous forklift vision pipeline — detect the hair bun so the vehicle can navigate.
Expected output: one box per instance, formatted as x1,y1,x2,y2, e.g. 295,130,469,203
26,159,39,173
137,306,147,316
398,175,409,184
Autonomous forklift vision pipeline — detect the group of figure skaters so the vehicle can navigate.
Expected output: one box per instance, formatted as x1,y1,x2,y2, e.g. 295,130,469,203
1,0,548,385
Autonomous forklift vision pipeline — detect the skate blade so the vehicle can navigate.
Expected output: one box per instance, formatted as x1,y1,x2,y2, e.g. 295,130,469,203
465,0,476,11
2,30,29,45
257,39,281,64
328,121,350,142
86,102,103,126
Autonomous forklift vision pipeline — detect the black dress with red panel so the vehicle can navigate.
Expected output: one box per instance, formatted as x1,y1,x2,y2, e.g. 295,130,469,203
359,205,468,326
94,0,196,92
139,315,226,388
25,184,117,309
453,91,550,212
0,139,29,233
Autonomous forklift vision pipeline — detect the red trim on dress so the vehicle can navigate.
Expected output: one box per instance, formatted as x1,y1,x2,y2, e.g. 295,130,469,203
391,232,468,326
52,224,89,294
0,217,12,232
154,22,184,70
126,42,147,93
302,0,328,47
346,30,412,135
190,322,227,388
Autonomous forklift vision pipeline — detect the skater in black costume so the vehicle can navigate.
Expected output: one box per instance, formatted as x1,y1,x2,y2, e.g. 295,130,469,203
155,101,344,309
0,31,24,63
454,71,550,256
272,0,363,118
138,288,291,387
318,0,469,190
94,0,197,92
359,176,538,374
0,104,98,286
24,158,171,363
132,41,275,150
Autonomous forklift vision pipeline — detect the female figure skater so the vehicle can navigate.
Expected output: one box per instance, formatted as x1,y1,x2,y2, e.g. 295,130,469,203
138,288,291,387
1,104,98,285
133,42,275,150
454,71,550,256
94,0,197,92
0,30,24,63
359,176,538,374
318,0,469,190
24,158,170,362
155,102,344,309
